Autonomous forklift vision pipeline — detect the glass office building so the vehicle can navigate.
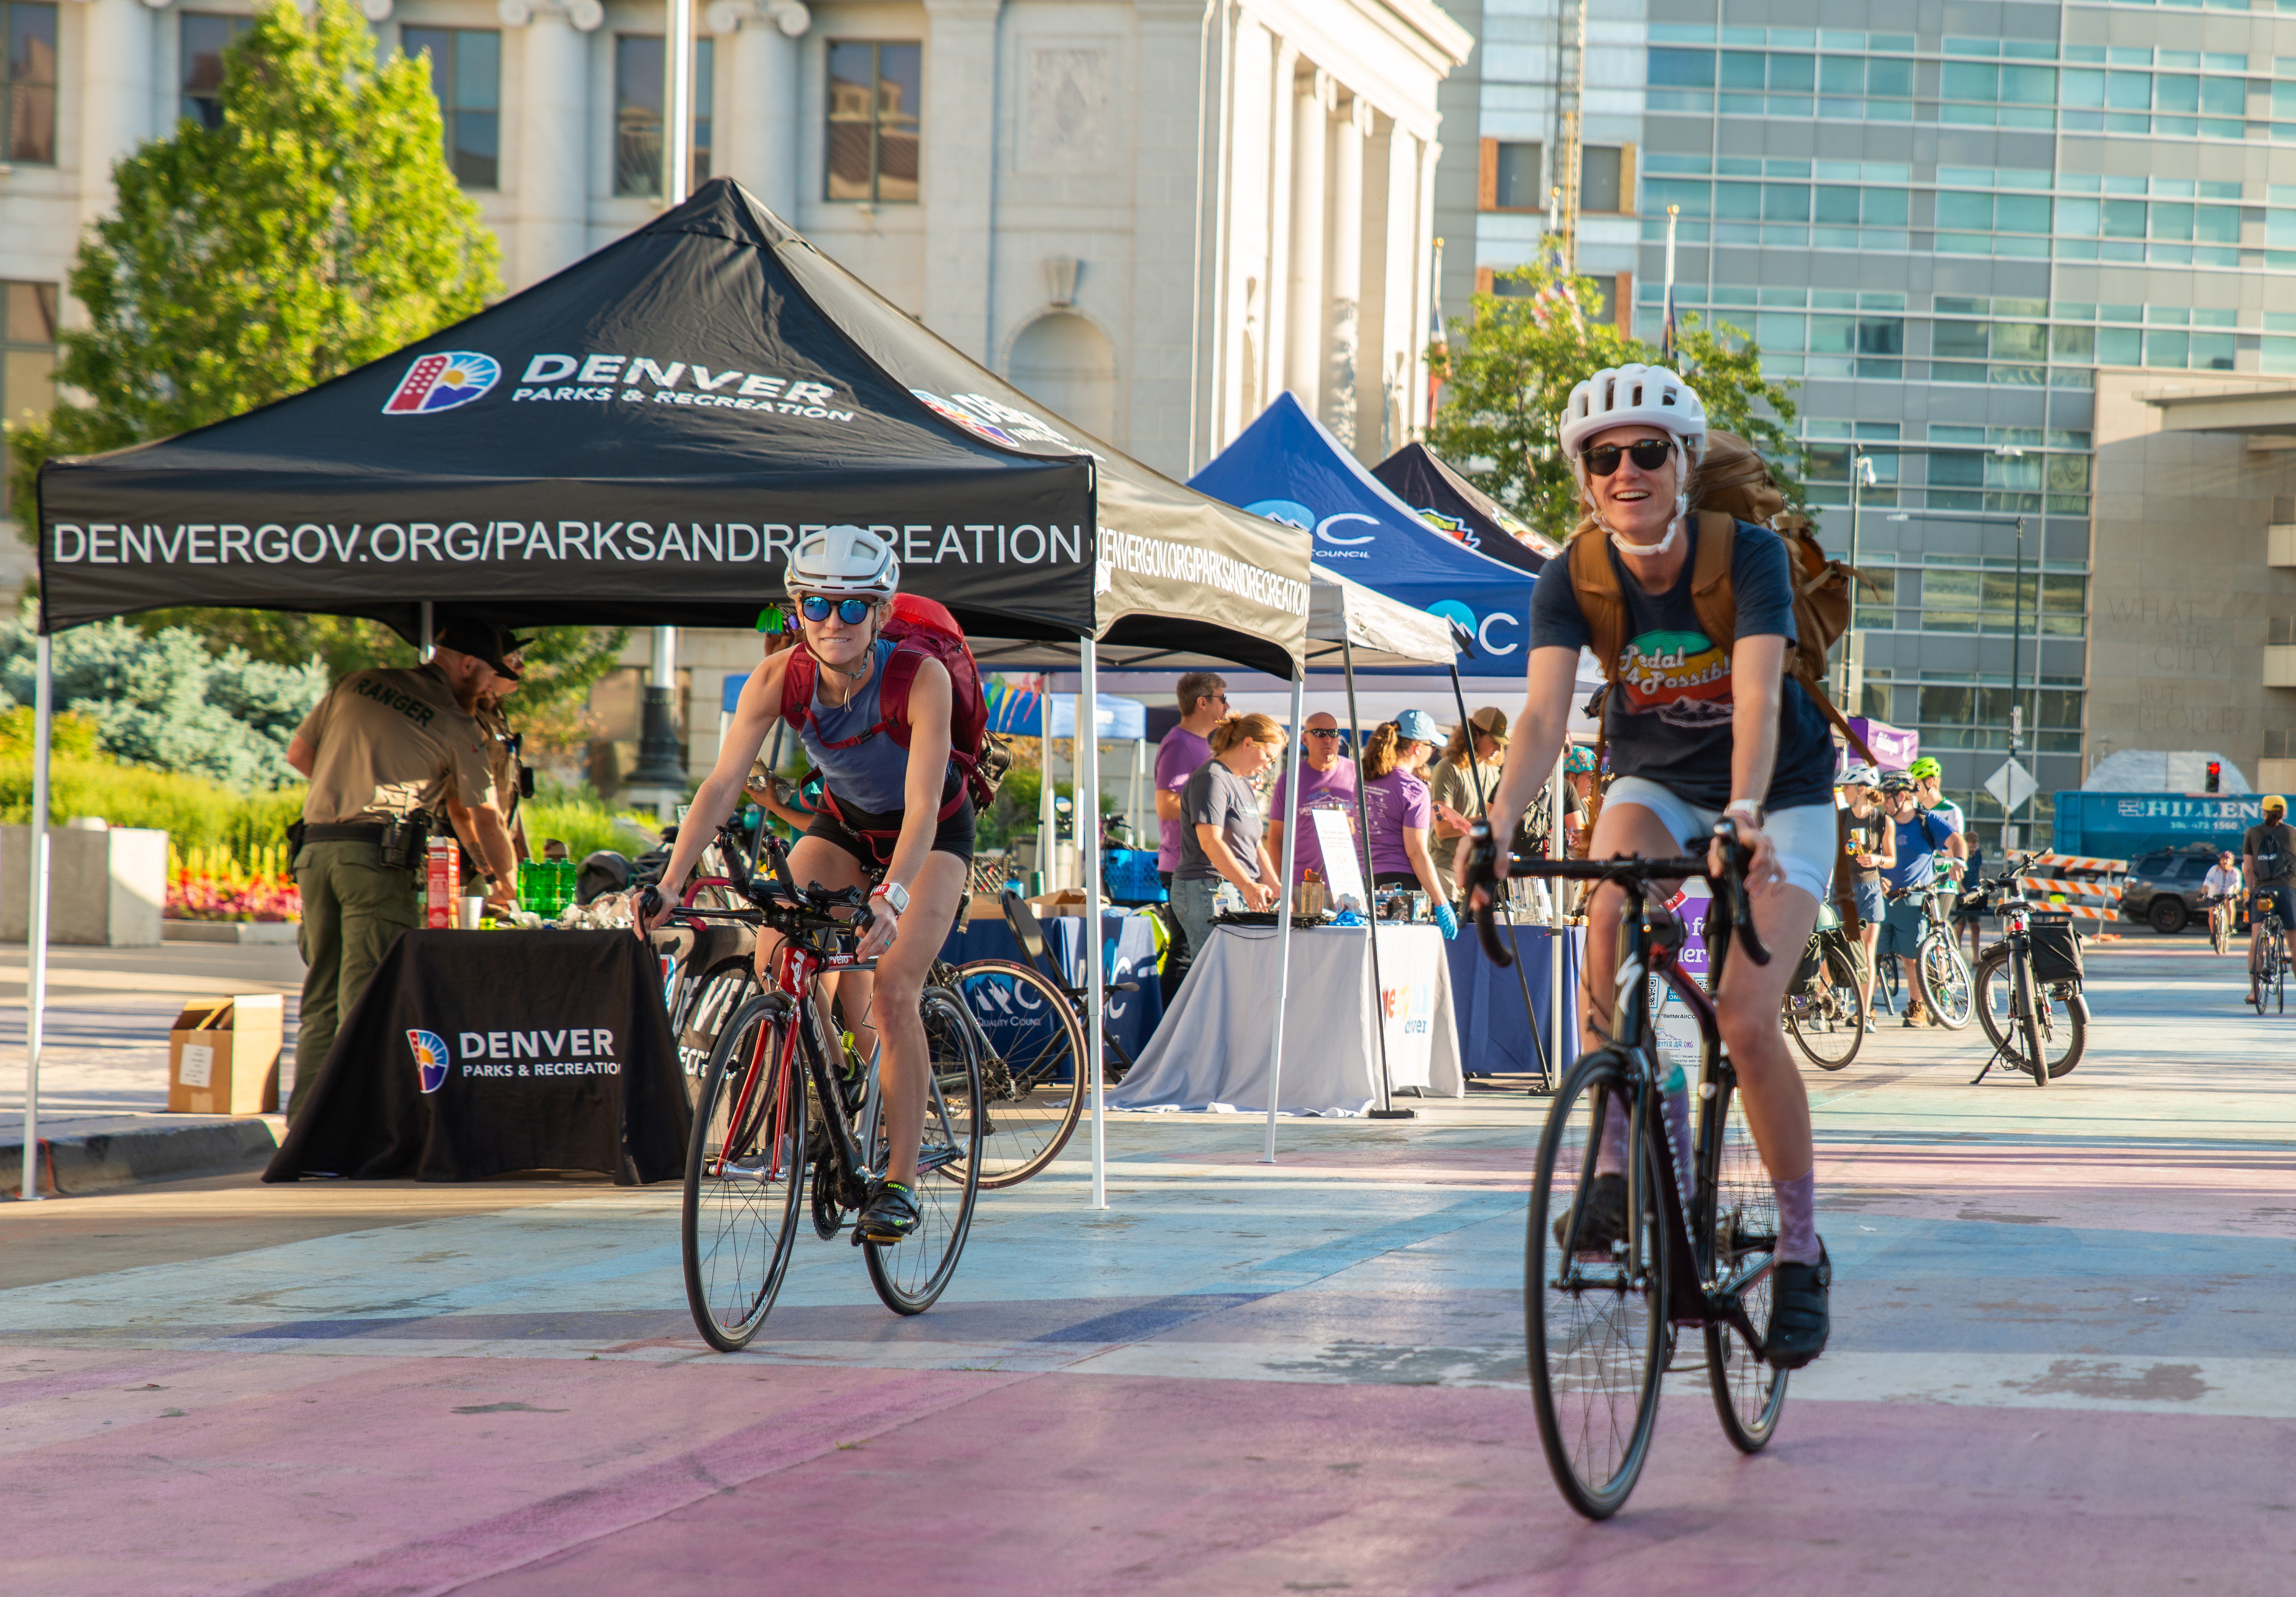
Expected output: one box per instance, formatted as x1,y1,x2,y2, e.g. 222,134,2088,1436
1442,0,2296,846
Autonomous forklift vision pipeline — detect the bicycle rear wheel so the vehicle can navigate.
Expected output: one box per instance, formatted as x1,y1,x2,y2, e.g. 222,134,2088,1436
1917,935,1975,1030
1784,940,1865,1071
681,995,808,1352
863,986,985,1315
1976,948,2084,1077
947,958,1088,1187
1526,1049,1669,1521
1699,1060,1787,1453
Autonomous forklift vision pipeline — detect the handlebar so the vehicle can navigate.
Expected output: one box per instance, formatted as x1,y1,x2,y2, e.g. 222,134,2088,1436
640,831,875,942
1459,818,1771,972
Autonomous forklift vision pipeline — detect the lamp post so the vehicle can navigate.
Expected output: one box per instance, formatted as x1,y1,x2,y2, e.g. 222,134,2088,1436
1840,450,1878,708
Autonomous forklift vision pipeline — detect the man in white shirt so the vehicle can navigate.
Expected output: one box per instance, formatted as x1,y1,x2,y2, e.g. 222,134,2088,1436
2203,849,2244,951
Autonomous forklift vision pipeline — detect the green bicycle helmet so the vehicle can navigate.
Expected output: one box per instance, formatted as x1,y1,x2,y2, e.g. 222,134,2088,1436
1908,756,1943,782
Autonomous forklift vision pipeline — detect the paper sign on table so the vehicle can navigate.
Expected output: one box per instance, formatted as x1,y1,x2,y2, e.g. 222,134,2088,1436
1310,808,1366,909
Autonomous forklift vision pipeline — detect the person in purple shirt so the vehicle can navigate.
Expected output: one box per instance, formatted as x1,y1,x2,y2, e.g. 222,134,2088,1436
1154,671,1228,882
1358,709,1457,939
1266,711,1358,885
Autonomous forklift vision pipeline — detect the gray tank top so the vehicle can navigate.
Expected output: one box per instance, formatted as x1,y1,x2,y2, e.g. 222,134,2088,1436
797,640,912,813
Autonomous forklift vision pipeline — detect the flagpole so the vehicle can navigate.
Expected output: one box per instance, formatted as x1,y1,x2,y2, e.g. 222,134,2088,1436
1662,204,1678,363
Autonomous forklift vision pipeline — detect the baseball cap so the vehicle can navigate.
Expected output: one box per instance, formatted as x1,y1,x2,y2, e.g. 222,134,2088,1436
1565,745,1597,774
1468,706,1510,743
1395,708,1440,744
435,619,531,680
2266,794,2288,814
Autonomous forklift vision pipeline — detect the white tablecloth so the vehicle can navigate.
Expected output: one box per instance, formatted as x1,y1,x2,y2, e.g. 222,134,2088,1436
1111,923,1463,1114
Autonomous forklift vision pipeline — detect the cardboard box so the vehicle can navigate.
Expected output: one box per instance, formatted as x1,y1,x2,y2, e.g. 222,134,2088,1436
425,836,460,929
167,994,284,1115
1028,889,1088,912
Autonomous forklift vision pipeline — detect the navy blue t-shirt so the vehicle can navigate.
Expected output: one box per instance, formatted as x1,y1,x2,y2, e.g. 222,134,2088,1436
1530,518,1834,811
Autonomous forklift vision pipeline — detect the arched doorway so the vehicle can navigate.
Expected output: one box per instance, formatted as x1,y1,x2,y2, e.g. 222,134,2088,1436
1008,312,1116,442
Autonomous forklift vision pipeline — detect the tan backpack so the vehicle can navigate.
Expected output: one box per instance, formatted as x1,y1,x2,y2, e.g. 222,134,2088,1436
1566,430,1876,768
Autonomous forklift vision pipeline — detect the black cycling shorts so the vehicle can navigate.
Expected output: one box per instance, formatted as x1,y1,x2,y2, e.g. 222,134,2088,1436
2253,882,2295,930
805,785,976,876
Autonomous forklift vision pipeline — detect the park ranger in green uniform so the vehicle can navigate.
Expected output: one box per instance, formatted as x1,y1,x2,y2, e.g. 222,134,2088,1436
283,621,518,1120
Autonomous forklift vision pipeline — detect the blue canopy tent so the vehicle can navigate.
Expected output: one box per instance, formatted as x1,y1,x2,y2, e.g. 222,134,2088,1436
1188,393,1535,678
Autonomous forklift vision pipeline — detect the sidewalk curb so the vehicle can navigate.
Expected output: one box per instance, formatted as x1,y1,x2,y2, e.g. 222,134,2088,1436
164,920,300,945
1,1114,285,1198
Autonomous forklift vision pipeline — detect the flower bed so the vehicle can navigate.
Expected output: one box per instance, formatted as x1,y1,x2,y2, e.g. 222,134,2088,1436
167,844,301,923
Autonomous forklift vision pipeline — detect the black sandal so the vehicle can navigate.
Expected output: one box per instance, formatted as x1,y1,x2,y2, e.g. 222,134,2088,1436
1766,1241,1831,1370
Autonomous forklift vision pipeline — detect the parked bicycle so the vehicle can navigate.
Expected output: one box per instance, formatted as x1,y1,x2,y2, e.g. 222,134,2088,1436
659,838,985,1350
2250,889,2289,1015
1465,822,1789,1521
1783,900,1867,1070
1972,856,2089,1083
1901,872,1976,1030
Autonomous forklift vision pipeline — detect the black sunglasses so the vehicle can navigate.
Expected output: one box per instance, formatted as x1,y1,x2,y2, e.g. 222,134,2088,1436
1305,728,1342,739
799,595,875,625
1584,439,1677,477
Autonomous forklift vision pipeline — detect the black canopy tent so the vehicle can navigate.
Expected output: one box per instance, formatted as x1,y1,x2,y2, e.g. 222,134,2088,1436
21,178,1315,1202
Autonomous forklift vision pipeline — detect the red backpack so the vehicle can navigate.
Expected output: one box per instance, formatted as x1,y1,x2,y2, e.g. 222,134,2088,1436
778,595,1011,852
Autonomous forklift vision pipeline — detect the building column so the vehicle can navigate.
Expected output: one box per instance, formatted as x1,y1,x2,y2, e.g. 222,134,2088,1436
1380,120,1420,455
1283,67,1331,414
73,0,155,235
1262,39,1298,426
921,0,1001,361
1413,134,1442,435
501,0,601,289
1322,91,1368,455
708,0,807,218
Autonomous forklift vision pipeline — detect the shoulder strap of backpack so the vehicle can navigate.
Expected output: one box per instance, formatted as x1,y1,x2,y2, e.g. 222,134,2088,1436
778,648,817,734
1565,530,1625,680
1687,510,1739,661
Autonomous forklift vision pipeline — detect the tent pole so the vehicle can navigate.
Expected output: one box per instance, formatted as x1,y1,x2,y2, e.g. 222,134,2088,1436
1038,699,1054,890
419,602,434,662
1446,660,1548,1088
1549,754,1567,1095
19,632,52,1201
1261,669,1305,1162
1080,640,1106,1209
663,0,693,206
1342,635,1404,1118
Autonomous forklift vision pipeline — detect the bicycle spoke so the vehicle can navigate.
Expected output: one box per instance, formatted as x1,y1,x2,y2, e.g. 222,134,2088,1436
947,960,1089,1187
863,987,984,1315
681,1000,806,1352
1702,1065,1787,1451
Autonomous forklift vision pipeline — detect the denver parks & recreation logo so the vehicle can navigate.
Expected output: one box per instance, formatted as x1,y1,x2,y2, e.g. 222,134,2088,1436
382,352,501,415
407,1028,452,1093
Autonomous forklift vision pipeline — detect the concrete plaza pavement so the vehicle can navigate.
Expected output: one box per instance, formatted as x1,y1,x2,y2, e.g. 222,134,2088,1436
2,937,2291,1594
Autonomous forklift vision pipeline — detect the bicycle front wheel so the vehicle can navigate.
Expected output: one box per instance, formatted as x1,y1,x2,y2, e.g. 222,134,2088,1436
681,995,808,1352
1526,1049,1669,1521
1784,940,1866,1071
947,958,1088,1187
1699,1060,1787,1453
1918,935,1975,1030
863,985,986,1315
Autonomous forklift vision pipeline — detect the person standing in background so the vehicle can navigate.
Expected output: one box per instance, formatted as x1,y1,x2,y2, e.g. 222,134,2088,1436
1266,711,1357,887
1357,710,1457,939
1833,764,1894,1030
463,635,535,882
1428,707,1510,900
1153,672,1227,991
1171,713,1286,961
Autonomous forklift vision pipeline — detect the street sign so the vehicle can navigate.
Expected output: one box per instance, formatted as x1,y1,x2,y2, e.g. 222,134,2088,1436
1985,757,2038,815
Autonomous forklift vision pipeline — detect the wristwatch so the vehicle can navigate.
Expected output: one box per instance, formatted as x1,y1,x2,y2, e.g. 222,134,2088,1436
870,881,910,916
1722,800,1766,829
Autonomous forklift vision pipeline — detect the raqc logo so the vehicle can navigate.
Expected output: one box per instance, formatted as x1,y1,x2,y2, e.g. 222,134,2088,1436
382,352,501,415
407,1028,452,1093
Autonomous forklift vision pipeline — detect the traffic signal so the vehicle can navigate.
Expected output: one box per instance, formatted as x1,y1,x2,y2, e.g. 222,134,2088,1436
2206,761,2222,793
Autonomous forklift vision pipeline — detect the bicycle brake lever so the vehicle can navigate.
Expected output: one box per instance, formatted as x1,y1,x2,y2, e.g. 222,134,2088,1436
1709,822,1771,967
1463,821,1514,967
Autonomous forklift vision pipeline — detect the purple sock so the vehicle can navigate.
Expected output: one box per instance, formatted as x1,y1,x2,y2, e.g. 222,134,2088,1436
1772,1171,1820,1264
1595,1089,1631,1176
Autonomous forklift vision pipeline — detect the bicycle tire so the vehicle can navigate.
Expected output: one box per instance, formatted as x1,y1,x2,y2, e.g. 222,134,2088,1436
673,961,757,1112
1526,1049,1669,1521
681,995,808,1352
2213,907,2232,956
863,985,985,1316
1699,1058,1787,1453
1917,935,1975,1030
1784,939,1865,1071
1975,947,2086,1076
947,958,1089,1187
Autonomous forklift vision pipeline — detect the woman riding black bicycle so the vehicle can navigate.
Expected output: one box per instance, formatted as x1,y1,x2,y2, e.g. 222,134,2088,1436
638,525,971,1245
1470,363,1836,1369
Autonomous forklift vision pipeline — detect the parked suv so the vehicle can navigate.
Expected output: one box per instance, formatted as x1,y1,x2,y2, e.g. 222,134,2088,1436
2121,848,2223,934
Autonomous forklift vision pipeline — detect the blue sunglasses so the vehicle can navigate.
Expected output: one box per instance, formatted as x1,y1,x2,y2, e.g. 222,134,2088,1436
798,595,875,625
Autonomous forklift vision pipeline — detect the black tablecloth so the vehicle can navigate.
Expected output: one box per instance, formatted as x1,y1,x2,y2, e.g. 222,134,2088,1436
266,930,690,1183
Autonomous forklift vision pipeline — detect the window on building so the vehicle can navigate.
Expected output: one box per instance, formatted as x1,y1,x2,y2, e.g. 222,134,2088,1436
1,280,57,516
403,28,501,190
2,1,56,164
1581,145,1623,213
826,40,921,203
181,13,253,131
1490,141,1543,211
615,34,715,198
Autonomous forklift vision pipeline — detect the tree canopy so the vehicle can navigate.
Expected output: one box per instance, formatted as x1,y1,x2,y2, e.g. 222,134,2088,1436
1427,252,1802,548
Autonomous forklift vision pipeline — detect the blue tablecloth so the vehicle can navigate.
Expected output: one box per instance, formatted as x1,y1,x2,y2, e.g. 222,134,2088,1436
938,912,1164,1074
1447,922,1584,1079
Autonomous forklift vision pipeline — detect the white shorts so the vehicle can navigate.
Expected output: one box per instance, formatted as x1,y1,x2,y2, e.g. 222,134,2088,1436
1600,777,1837,905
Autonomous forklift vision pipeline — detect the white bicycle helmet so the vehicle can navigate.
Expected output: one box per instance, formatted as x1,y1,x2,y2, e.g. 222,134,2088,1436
1558,363,1710,470
1838,763,1880,788
785,523,899,599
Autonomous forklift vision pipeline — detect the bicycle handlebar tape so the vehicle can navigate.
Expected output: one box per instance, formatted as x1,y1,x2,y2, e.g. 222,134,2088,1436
1709,822,1771,968
637,885,663,923
1465,821,1516,968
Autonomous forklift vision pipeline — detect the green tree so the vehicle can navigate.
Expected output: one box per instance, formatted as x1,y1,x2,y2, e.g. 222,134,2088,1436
1428,251,1801,546
4,0,500,515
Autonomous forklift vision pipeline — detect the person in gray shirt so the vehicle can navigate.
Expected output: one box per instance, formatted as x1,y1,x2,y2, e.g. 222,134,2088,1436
1171,713,1287,967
